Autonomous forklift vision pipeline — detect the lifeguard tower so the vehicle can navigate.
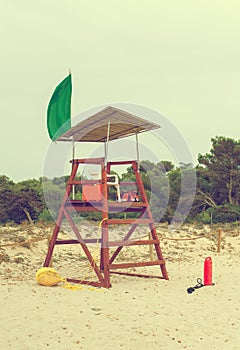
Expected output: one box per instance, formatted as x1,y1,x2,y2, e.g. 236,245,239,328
44,106,168,288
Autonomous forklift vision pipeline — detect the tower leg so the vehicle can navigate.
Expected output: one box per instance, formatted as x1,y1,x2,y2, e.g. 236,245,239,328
44,216,62,267
149,224,169,280
101,220,111,288
44,161,79,267
100,164,111,288
133,161,168,280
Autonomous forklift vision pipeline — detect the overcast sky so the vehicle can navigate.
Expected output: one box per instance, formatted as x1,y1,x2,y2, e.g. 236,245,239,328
1,1,240,181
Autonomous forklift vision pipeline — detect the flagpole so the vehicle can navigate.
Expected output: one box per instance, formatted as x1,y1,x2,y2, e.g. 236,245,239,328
69,67,72,120
69,68,76,200
72,137,76,199
69,67,72,121
69,68,74,162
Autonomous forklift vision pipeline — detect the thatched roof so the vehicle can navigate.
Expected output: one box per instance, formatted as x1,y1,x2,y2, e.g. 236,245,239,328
57,106,160,143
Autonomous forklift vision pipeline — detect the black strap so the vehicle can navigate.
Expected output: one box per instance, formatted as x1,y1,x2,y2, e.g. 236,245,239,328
187,278,204,294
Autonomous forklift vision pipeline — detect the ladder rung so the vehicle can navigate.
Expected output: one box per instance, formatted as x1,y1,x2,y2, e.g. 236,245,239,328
108,239,158,247
66,278,103,287
71,157,105,165
56,239,102,245
110,260,165,269
67,180,104,185
107,219,153,225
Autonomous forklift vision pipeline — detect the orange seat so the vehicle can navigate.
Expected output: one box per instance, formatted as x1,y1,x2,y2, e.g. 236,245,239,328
82,184,102,201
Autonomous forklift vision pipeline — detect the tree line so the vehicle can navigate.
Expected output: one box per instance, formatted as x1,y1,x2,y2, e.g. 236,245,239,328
1,136,240,225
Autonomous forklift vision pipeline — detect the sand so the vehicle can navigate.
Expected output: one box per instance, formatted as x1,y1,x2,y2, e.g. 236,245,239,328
0,222,240,350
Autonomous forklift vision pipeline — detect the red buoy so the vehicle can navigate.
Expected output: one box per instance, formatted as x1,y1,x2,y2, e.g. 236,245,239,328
204,257,212,286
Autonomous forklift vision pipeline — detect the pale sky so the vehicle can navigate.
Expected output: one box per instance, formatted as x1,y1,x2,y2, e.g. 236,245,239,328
1,0,240,181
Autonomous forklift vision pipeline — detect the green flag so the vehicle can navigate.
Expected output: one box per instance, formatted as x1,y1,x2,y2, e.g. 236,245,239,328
47,74,72,141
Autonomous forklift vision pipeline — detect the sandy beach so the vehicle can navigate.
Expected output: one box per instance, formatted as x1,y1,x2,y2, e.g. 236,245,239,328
1,223,240,350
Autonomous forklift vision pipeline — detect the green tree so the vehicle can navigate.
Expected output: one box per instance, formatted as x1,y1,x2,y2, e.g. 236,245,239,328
195,136,240,222
0,176,14,223
139,161,170,222
167,165,196,223
198,136,240,206
157,161,174,173
0,176,44,224
40,177,66,220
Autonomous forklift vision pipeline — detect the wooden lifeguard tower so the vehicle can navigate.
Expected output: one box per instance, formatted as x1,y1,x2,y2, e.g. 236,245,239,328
44,106,168,288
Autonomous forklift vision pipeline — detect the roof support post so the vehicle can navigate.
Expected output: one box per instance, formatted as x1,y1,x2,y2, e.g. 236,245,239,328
104,120,111,167
136,133,140,170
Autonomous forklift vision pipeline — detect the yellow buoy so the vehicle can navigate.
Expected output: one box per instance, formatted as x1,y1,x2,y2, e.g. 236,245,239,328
36,267,65,287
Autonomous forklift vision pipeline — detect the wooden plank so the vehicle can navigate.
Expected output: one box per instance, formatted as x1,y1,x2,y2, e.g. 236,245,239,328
67,180,104,185
108,160,137,166
110,271,165,279
71,157,105,164
56,238,102,245
107,218,153,225
66,278,104,288
110,260,165,269
66,200,146,207
108,239,158,247
65,205,145,214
